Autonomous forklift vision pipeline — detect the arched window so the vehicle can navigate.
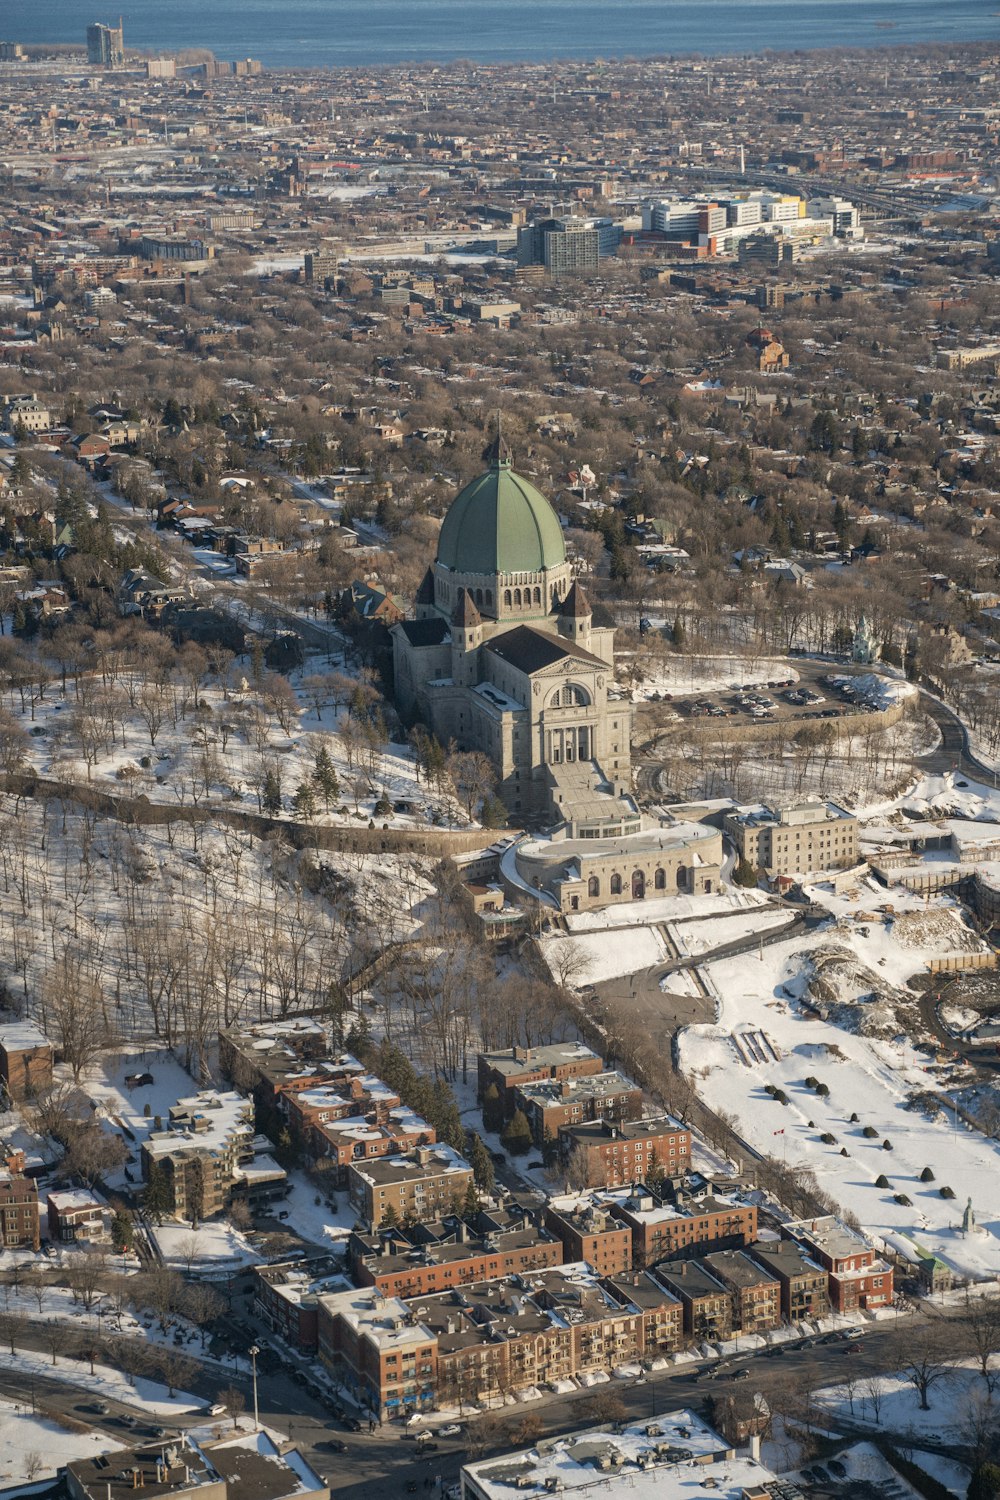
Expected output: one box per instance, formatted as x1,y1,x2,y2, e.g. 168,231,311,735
632,870,646,900
533,586,541,605
514,588,522,606
475,588,483,606
485,590,493,609
677,865,689,893
610,874,622,896
654,867,666,891
550,688,562,708
588,876,600,898
504,590,512,607
561,684,591,707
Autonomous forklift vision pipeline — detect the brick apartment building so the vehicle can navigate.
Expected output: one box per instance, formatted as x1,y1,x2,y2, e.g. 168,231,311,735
0,1019,53,1103
283,1077,403,1152
702,1250,781,1336
655,1259,733,1341
313,1110,436,1185
351,1218,563,1299
558,1117,691,1188
783,1216,892,1313
47,1189,112,1245
347,1145,474,1230
515,1070,642,1144
0,1155,39,1250
218,1019,361,1112
545,1200,632,1276
253,1256,350,1352
607,1184,757,1266
317,1263,683,1419
747,1239,831,1323
477,1043,603,1117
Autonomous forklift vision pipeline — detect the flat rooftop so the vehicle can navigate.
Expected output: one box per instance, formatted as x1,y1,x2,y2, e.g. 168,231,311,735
479,1042,601,1080
462,1407,792,1499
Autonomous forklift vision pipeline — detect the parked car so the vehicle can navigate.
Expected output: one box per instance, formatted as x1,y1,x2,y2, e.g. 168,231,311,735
437,1425,462,1438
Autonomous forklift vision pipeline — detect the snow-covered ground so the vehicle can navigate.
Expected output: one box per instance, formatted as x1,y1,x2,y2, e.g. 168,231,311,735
273,1171,357,1249
151,1220,260,1270
0,1347,201,1414
564,889,770,934
678,928,1000,1280
0,1399,122,1485
540,926,669,985
627,654,799,701
813,1358,992,1451
667,906,794,957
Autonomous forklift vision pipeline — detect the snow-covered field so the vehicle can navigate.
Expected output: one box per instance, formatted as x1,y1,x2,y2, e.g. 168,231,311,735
151,1220,260,1270
541,926,669,984
678,928,1000,1280
667,906,794,957
0,1399,122,1484
813,1358,992,1450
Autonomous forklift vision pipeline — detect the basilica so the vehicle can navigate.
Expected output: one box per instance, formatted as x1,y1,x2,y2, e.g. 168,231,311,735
392,438,634,832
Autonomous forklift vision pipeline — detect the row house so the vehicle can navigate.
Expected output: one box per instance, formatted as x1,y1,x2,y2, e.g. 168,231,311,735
515,1070,643,1145
654,1259,733,1342
782,1215,893,1312
558,1117,691,1188
701,1250,781,1337
318,1263,684,1419
477,1042,604,1117
746,1239,831,1324
606,1183,758,1267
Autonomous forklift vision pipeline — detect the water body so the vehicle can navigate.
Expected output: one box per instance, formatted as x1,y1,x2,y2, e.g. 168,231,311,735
2,0,997,67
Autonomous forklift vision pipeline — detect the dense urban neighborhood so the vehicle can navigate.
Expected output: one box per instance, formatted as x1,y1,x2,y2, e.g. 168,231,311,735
0,18,998,1500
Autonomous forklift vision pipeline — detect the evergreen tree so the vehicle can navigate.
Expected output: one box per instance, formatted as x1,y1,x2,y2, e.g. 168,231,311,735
462,1180,481,1219
262,768,283,814
482,1083,504,1135
467,1133,495,1193
345,1012,371,1057
733,858,758,889
144,1161,170,1224
646,1148,666,1190
671,615,685,649
541,1127,560,1169
381,1202,399,1229
501,1109,532,1157
292,780,316,819
312,746,340,808
111,1208,134,1254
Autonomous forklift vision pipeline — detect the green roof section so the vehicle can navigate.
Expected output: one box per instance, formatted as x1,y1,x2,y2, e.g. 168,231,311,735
436,457,566,576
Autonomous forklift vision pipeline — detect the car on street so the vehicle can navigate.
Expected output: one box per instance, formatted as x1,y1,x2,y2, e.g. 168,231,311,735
437,1425,462,1437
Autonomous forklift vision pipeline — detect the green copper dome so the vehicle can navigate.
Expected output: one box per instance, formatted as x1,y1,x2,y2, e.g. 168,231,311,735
436,457,566,576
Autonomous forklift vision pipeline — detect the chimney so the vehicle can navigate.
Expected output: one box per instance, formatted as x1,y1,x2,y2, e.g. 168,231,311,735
748,1433,762,1461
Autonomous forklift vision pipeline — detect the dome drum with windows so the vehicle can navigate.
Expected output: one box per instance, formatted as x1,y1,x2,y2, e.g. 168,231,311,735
429,435,573,624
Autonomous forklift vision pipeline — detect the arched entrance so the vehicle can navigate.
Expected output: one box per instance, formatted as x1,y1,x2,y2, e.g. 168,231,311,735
632,870,645,900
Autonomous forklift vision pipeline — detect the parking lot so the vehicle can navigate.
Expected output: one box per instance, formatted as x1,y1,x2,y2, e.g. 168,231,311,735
651,663,891,731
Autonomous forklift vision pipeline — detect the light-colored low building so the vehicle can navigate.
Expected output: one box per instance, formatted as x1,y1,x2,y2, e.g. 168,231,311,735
506,817,724,913
724,797,857,878
461,1408,790,1500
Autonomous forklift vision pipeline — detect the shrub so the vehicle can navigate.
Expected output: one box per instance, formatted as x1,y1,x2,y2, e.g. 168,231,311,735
920,1166,935,1182
807,1120,815,1128
883,1139,893,1150
849,1112,859,1123
821,1132,836,1145
804,1076,819,1090
862,1126,879,1138
840,1147,849,1156
763,1084,777,1097
875,1174,890,1189
940,1186,956,1200
774,1090,789,1106
816,1083,830,1097
895,1194,911,1206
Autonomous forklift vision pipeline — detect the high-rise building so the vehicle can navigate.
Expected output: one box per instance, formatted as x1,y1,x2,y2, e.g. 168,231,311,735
86,19,124,68
516,217,603,274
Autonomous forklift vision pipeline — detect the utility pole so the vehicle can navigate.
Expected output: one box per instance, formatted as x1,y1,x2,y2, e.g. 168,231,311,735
249,1344,260,1430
